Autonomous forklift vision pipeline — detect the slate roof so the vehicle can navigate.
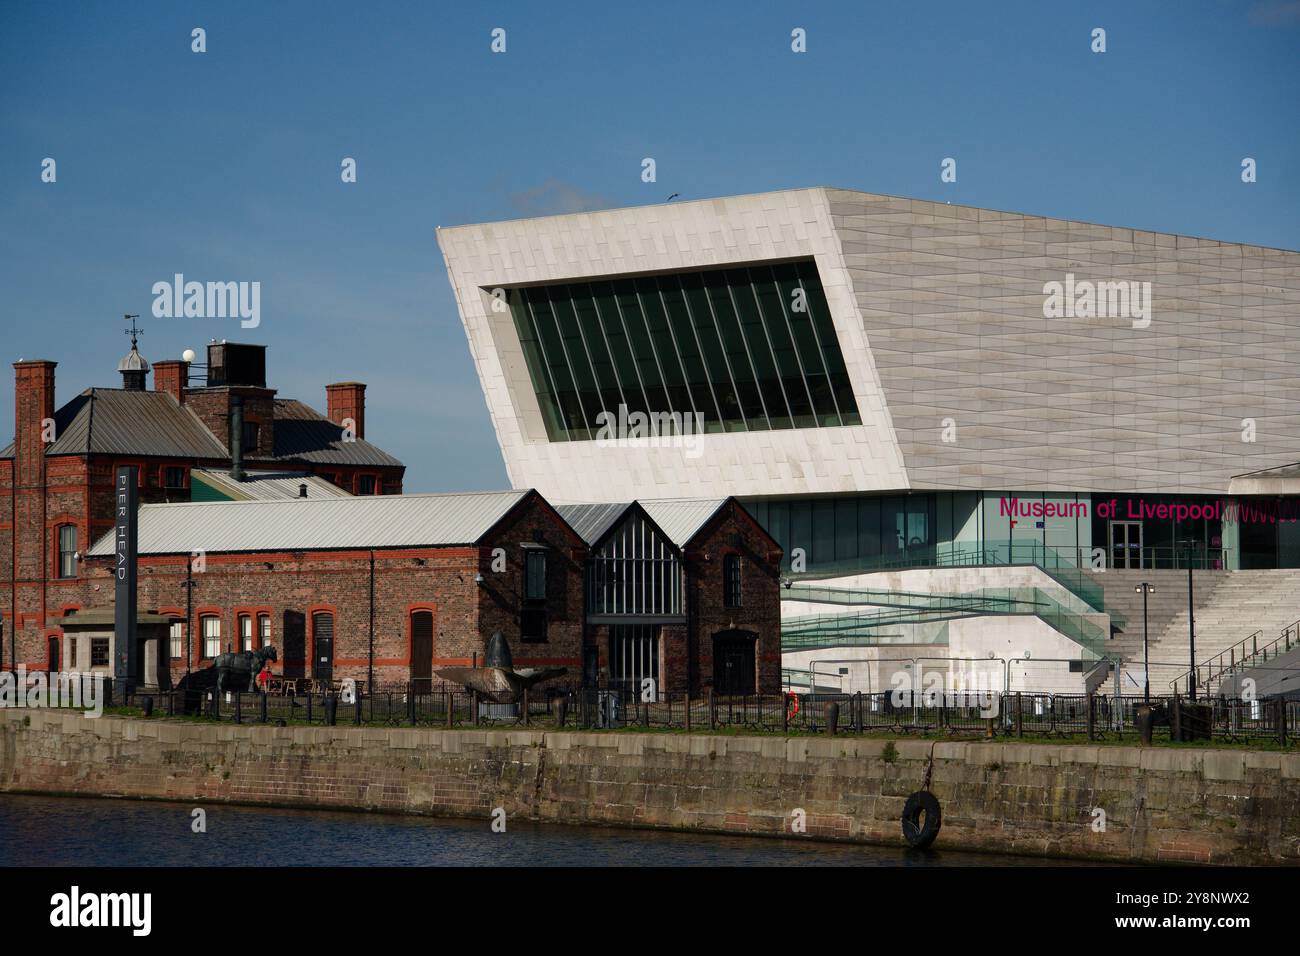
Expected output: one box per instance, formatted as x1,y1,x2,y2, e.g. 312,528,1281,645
2,390,404,469
270,399,403,468
0,389,228,459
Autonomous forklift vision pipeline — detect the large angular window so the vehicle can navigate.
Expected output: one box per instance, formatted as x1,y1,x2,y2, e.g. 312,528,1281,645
504,259,861,441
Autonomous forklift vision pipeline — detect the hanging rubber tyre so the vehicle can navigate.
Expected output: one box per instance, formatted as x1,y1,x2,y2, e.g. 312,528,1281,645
901,791,942,849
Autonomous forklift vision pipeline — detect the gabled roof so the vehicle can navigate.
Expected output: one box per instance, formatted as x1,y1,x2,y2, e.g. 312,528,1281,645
190,468,352,502
86,490,530,556
638,497,730,548
555,502,633,546
0,388,229,459
270,399,403,468
558,497,758,550
2,391,404,469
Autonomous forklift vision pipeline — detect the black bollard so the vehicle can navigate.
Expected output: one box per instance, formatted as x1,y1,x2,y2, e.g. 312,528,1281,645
260,693,269,724
324,695,337,726
235,691,242,724
556,697,568,728
142,696,154,718
827,701,840,736
1136,705,1154,746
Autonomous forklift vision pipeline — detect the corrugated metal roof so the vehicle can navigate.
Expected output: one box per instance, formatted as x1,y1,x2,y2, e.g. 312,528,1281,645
638,497,729,548
87,490,530,556
191,468,352,501
271,399,403,467
555,502,632,545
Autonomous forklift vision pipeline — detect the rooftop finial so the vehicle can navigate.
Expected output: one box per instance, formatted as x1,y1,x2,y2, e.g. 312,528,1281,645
123,313,143,351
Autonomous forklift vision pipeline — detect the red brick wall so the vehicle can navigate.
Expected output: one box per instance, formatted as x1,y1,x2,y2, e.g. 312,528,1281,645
65,492,587,690
325,383,365,440
684,501,783,695
152,361,188,404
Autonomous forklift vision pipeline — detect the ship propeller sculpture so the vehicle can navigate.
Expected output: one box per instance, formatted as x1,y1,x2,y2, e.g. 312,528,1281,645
435,632,565,703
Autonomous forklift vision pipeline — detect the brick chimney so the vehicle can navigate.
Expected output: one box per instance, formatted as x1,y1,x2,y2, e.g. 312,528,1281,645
13,360,56,482
326,382,365,440
153,359,189,404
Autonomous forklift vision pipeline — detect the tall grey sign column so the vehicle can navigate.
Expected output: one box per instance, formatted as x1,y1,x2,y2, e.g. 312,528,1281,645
114,465,139,694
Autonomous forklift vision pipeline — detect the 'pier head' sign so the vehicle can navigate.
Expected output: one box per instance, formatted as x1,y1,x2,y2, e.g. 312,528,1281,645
114,466,138,690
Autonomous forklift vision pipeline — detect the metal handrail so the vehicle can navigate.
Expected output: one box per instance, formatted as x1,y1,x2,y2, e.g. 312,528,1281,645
1169,619,1300,695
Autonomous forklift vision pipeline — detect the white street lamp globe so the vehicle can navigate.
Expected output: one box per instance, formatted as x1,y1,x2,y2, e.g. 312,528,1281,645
182,348,196,363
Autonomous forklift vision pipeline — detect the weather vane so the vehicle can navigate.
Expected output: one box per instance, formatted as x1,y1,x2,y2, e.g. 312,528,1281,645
123,313,143,350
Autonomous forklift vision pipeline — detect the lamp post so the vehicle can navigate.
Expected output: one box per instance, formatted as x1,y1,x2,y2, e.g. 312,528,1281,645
1179,537,1200,701
1134,582,1155,703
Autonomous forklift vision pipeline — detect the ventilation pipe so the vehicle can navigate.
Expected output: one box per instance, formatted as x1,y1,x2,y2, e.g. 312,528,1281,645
230,395,245,482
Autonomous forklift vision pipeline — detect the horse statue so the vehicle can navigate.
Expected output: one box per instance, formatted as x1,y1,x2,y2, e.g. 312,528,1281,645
214,645,278,694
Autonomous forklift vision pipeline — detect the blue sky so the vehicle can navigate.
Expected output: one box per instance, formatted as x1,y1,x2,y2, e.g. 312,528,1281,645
2,0,1297,492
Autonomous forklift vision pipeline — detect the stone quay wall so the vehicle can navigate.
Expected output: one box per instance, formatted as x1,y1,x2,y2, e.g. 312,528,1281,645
2,710,1298,864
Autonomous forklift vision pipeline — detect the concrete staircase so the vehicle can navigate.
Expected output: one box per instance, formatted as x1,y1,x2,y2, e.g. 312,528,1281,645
1096,569,1225,665
1096,570,1300,690
1154,572,1300,672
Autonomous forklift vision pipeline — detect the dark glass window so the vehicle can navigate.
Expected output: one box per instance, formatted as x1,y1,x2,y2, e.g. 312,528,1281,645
164,466,186,489
521,607,548,642
723,554,742,608
241,421,259,452
91,638,109,667
504,259,860,441
358,474,376,496
57,524,77,578
525,550,547,601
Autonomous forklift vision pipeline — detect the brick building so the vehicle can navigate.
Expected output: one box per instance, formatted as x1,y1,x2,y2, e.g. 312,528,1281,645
1,338,404,673
559,497,782,695
80,490,587,690
62,491,778,697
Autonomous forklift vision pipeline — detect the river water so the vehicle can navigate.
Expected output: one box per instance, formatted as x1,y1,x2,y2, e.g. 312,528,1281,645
0,793,1094,867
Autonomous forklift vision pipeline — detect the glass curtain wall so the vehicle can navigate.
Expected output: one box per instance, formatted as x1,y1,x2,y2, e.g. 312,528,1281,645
505,259,861,441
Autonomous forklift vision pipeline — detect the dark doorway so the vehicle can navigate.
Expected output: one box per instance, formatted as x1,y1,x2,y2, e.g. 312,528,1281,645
47,636,59,674
282,611,306,679
410,610,433,692
712,630,756,695
311,611,334,684
583,645,599,688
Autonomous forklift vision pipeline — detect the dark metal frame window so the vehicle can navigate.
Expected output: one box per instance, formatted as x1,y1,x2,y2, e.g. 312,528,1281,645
358,474,377,496
90,637,109,667
609,624,660,695
723,554,742,608
57,524,77,579
241,421,260,452
588,512,682,616
504,259,860,441
163,466,187,489
524,550,548,602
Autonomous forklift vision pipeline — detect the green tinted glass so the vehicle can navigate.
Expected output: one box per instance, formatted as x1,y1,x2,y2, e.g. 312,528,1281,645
506,259,859,441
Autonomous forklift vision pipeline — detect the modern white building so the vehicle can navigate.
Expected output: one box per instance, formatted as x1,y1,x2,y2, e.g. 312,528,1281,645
439,187,1300,697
